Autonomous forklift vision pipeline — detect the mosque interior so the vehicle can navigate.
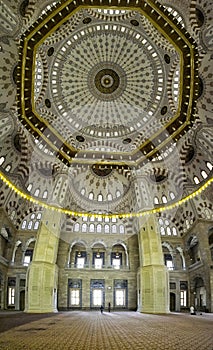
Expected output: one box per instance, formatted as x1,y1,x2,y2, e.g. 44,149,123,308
0,0,212,314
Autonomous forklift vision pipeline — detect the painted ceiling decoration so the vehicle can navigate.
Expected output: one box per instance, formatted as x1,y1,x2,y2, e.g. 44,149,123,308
0,0,212,221
0,169,212,219
16,0,199,167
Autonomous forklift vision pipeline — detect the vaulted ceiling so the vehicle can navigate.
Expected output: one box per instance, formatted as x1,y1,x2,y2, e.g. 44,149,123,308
0,0,212,229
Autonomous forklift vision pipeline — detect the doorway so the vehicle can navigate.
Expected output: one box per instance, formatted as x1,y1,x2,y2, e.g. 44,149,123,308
20,290,25,311
90,280,105,309
170,292,176,311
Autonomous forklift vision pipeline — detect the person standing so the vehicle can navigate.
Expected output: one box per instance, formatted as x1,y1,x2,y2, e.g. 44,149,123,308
108,302,111,312
190,306,196,315
100,305,104,314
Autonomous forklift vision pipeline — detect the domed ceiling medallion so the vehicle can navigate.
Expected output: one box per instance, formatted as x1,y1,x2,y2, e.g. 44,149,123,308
95,69,120,94
16,0,199,168
90,63,126,100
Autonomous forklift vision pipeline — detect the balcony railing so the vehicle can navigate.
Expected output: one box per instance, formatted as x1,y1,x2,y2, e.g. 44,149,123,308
67,263,130,270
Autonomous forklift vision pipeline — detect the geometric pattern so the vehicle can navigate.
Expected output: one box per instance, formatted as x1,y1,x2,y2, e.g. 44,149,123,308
0,311,212,350
17,0,199,167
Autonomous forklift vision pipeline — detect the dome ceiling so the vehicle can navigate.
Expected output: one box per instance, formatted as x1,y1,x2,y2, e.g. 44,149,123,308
71,165,131,210
17,0,199,168
0,0,212,221
47,19,165,140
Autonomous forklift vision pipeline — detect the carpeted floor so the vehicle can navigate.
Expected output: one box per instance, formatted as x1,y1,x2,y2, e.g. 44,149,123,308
0,311,212,350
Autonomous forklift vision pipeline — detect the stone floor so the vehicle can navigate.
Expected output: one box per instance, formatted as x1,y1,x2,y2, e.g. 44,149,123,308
0,310,212,350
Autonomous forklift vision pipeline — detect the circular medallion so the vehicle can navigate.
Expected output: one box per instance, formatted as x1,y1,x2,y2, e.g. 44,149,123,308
95,69,119,93
49,24,164,138
88,62,127,101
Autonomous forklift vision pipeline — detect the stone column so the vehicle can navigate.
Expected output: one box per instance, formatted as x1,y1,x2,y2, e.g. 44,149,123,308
15,275,20,311
106,248,111,268
87,248,92,268
138,215,169,314
25,208,62,313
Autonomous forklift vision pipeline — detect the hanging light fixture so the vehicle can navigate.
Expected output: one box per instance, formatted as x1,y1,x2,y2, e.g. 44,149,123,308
96,249,100,258
77,251,81,257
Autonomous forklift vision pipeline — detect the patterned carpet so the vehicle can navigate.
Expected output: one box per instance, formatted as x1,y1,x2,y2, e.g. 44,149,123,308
0,311,212,350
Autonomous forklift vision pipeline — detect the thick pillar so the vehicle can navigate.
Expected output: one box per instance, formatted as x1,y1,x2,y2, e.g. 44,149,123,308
138,215,169,313
25,209,62,313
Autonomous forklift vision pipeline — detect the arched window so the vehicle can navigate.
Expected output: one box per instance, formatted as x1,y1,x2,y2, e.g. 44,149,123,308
206,162,213,171
34,221,39,230
164,254,174,270
194,176,200,184
97,224,102,233
165,219,169,226
172,227,177,235
107,193,113,201
154,196,159,204
24,243,34,266
43,190,48,199
201,170,207,179
170,192,175,200
27,183,33,192
74,223,80,232
82,223,87,232
98,193,103,202
21,220,27,229
89,192,94,200
186,219,190,229
34,188,40,197
119,225,124,234
89,224,95,232
5,164,11,172
160,227,165,235
112,225,117,233
166,227,172,235
159,218,163,225
0,156,5,166
28,221,33,230
105,224,110,233
162,195,167,203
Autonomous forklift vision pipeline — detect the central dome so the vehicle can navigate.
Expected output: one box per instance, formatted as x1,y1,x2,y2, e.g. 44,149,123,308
18,2,196,167
49,23,164,137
